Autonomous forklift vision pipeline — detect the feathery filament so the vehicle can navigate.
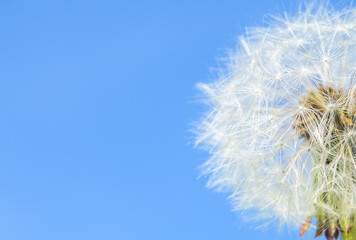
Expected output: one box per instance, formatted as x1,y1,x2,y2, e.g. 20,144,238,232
196,3,356,239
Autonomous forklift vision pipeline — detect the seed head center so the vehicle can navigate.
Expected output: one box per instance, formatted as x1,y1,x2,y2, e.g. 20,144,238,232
294,84,355,141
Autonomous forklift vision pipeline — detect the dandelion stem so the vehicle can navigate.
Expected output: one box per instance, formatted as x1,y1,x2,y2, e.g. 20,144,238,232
341,227,356,240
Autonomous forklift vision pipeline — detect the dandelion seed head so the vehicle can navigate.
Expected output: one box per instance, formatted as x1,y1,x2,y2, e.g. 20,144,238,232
196,3,356,235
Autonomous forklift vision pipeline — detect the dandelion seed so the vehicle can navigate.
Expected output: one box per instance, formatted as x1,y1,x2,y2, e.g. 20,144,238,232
196,3,356,240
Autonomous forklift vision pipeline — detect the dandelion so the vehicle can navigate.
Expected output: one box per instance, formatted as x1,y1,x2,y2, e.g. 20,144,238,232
196,3,356,240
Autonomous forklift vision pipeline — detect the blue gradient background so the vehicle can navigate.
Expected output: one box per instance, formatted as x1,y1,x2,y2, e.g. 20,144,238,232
0,0,348,239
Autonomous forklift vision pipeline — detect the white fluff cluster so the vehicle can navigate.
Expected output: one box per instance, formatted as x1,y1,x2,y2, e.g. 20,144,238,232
197,4,356,230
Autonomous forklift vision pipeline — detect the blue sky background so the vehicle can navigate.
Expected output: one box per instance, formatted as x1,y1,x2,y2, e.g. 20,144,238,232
0,0,350,239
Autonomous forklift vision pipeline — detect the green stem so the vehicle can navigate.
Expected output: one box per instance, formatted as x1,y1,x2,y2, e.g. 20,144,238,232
342,227,356,240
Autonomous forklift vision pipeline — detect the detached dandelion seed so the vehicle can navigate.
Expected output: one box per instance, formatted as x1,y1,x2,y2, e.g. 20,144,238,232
196,3,356,240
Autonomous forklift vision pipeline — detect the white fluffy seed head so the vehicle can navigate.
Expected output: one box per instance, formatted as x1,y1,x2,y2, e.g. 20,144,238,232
196,3,356,230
